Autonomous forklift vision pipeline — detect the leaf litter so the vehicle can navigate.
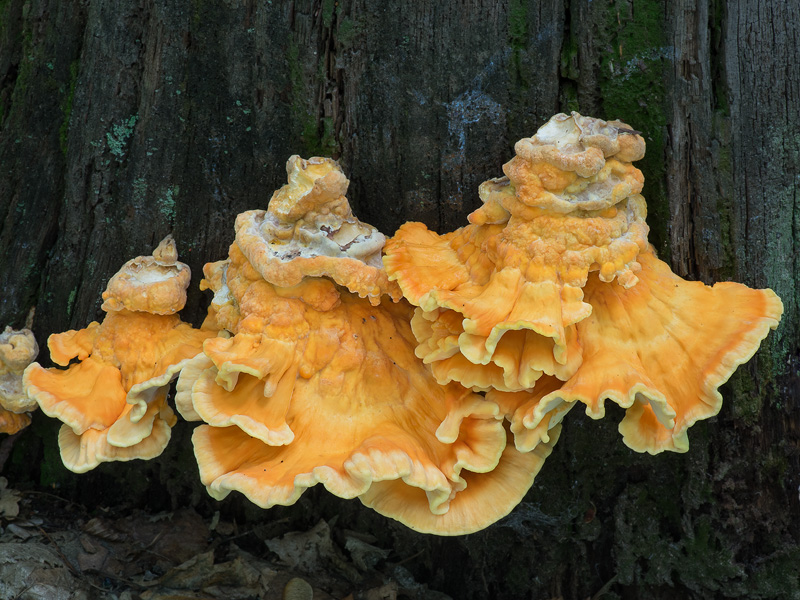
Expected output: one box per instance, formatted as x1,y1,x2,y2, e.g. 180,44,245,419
0,479,452,600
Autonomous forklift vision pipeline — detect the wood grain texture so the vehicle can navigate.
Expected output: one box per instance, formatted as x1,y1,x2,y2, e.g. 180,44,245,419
0,1,797,598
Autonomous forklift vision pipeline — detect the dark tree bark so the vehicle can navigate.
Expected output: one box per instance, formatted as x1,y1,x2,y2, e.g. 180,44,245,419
1,1,798,598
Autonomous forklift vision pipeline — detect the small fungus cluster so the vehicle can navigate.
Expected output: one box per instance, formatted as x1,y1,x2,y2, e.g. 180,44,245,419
23,237,215,472
1,326,39,434
17,112,783,535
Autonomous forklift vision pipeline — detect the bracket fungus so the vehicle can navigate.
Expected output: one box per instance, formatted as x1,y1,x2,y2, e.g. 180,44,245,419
489,252,783,454
14,112,783,536
385,112,649,393
384,111,782,455
177,156,561,535
23,236,215,472
0,326,39,434
235,155,402,306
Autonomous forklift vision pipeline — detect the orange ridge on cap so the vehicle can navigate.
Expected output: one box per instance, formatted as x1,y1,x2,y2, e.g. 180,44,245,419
23,238,216,472
490,250,784,454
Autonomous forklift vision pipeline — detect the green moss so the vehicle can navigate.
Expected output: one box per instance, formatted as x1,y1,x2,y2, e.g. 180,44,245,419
559,31,581,112
560,30,579,81
66,287,77,318
599,0,670,258
337,17,360,48
132,176,148,205
713,145,735,278
760,448,789,481
321,0,335,29
32,416,75,489
158,185,179,223
323,117,337,154
727,367,761,422
287,37,338,157
507,0,528,89
5,16,34,129
287,39,309,137
709,0,729,116
742,548,800,598
681,517,744,587
613,484,747,592
561,82,579,113
59,60,79,155
614,486,678,585
0,0,12,30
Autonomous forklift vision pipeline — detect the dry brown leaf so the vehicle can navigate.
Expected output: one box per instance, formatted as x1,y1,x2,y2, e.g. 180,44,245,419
0,476,21,519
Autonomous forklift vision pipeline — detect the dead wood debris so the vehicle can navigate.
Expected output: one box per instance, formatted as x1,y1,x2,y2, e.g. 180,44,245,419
0,480,451,600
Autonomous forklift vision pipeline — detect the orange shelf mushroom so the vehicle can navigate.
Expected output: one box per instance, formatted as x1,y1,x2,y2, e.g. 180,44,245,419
0,326,39,435
23,237,216,472
235,155,402,306
384,111,783,454
489,252,782,454
385,112,650,393
178,156,562,535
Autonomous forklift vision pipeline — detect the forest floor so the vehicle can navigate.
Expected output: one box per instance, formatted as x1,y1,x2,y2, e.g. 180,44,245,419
0,477,453,600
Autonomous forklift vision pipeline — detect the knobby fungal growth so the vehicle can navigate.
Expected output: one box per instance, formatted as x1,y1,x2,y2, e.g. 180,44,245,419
235,155,403,305
384,112,783,455
0,326,39,434
177,156,560,535
23,237,215,472
16,113,783,535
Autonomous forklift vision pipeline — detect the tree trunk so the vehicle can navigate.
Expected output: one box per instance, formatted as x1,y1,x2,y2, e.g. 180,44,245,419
1,1,798,598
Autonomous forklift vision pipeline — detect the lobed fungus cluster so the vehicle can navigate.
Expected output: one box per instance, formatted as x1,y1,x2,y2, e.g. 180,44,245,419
175,156,559,534
384,112,783,455
23,237,215,472
17,112,783,535
0,326,39,434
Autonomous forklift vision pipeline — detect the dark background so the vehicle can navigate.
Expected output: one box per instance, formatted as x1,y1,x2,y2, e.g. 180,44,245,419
1,1,798,598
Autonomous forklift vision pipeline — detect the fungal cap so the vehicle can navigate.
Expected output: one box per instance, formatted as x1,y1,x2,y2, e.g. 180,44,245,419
235,156,401,304
0,326,39,414
101,235,191,314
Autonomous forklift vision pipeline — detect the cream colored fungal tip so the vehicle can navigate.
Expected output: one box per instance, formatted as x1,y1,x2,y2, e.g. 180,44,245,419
1,326,40,421
234,155,400,302
101,235,191,314
152,234,179,265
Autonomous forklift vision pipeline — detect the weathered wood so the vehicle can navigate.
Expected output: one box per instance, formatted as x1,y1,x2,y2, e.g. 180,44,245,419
1,1,798,598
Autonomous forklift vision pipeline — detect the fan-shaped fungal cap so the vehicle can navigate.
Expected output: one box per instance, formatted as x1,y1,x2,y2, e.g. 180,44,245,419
182,240,558,534
359,428,561,535
0,326,39,415
235,156,401,305
384,199,645,392
24,237,214,471
55,399,176,473
101,235,191,314
384,113,651,393
23,309,213,471
183,295,519,534
491,251,783,454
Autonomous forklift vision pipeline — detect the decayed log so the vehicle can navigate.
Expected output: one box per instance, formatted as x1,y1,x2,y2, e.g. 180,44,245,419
1,1,797,598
